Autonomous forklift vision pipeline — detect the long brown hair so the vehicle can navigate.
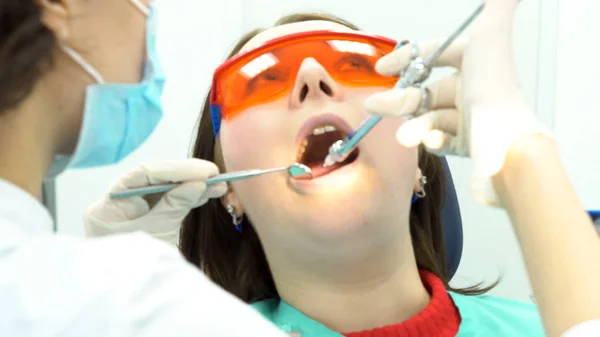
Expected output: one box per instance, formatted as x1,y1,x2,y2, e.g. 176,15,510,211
180,12,496,303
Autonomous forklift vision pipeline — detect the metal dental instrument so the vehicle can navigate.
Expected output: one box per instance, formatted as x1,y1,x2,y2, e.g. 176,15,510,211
323,2,485,167
109,163,313,200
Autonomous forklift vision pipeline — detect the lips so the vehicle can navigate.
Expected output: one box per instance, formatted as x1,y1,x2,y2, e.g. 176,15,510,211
294,114,360,179
294,114,353,148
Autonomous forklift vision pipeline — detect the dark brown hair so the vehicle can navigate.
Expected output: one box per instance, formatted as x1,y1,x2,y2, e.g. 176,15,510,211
180,12,496,303
0,1,56,113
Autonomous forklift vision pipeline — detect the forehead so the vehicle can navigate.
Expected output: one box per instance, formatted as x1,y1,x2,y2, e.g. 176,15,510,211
240,20,356,53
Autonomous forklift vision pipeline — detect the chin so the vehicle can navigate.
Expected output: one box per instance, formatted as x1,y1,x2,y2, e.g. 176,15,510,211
281,169,386,236
240,160,409,246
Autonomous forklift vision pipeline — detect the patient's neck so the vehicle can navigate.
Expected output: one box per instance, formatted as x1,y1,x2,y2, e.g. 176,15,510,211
268,231,430,334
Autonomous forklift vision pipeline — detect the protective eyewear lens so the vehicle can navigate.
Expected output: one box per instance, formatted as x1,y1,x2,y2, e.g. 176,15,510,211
210,31,399,125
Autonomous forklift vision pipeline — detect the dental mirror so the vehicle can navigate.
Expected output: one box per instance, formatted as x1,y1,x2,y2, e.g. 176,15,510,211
109,163,313,200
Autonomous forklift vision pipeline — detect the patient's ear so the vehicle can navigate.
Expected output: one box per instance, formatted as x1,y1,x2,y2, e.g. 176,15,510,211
221,189,244,217
413,167,424,194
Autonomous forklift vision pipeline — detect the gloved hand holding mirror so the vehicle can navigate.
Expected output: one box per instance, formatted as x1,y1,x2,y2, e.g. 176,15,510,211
84,159,228,245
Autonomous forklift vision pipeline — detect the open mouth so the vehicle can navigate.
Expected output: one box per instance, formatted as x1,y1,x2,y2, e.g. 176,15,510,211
295,124,360,179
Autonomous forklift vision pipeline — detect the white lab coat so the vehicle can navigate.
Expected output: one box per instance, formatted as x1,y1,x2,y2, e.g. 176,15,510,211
562,320,600,337
0,179,287,337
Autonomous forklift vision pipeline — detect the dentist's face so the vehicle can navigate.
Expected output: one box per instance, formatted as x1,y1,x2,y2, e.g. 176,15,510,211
218,21,422,253
63,0,151,83
39,0,151,153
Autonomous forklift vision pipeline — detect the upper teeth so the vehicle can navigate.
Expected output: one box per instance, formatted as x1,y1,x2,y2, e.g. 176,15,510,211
311,125,337,135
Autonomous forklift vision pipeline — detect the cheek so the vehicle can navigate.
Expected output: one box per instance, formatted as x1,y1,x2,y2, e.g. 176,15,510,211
218,104,291,171
218,108,297,232
367,117,419,186
341,87,419,185
348,87,419,168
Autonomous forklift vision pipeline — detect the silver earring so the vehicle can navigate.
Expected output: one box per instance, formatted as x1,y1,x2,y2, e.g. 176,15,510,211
415,176,427,198
226,204,244,232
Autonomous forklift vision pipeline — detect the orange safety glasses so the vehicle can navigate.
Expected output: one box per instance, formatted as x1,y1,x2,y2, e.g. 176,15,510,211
210,30,400,136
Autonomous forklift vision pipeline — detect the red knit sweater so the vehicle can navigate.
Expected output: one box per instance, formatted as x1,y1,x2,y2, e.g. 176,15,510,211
343,270,461,337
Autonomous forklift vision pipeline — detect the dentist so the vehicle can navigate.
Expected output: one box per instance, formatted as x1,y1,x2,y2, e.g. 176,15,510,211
0,0,291,336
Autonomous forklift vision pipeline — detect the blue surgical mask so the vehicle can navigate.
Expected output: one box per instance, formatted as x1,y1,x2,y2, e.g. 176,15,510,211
48,0,165,176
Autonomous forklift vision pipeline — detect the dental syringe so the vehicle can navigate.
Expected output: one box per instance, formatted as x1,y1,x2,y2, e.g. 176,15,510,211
323,2,485,167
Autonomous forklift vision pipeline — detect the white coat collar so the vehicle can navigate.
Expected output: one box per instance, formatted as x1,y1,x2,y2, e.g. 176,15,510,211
0,178,53,251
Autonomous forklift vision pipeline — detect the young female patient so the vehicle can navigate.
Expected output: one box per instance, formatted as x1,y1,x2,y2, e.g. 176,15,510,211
181,13,544,337
86,12,545,337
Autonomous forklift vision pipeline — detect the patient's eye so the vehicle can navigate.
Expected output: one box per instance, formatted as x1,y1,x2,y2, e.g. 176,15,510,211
335,54,375,74
245,69,288,94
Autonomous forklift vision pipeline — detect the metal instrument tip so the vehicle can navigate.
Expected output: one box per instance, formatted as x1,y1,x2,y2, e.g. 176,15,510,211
322,155,335,168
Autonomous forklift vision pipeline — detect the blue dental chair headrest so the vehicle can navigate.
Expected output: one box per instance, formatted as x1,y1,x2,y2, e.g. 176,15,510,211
440,158,463,279
589,210,600,230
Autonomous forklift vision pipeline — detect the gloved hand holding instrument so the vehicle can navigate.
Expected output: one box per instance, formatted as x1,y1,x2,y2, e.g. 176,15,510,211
85,159,312,243
323,2,484,167
84,159,229,245
361,0,550,205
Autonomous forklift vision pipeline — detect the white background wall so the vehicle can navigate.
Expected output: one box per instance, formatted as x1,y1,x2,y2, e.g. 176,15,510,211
554,0,600,210
53,0,596,302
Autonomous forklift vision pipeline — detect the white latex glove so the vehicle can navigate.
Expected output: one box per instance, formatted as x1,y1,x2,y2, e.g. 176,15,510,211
84,159,227,246
364,0,551,206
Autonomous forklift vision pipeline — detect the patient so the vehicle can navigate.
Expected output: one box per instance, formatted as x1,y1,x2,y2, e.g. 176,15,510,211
174,12,545,337
82,9,547,337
